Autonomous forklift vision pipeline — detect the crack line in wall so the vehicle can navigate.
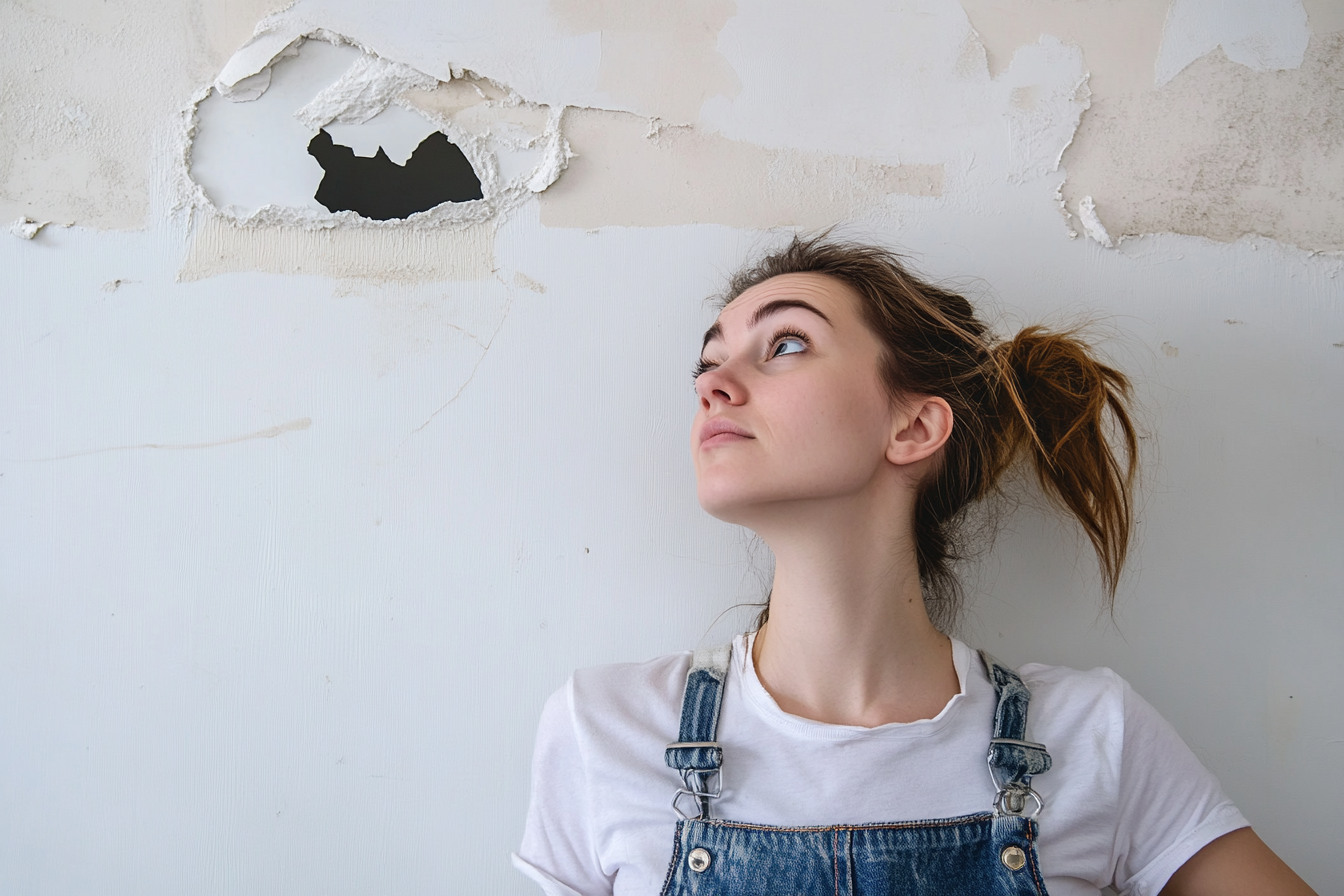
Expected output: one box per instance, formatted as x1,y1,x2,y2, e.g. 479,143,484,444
7,417,312,463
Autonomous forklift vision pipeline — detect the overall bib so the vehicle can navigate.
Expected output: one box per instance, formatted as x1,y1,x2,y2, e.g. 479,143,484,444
659,645,1053,896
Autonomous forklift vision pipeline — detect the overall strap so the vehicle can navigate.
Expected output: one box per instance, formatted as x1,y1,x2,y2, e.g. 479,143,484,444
665,644,732,820
980,650,1052,818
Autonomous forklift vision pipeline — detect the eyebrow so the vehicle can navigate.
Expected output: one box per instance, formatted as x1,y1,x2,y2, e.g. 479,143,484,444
700,298,834,351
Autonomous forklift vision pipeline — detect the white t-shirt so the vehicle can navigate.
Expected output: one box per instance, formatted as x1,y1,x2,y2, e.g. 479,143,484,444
514,635,1247,896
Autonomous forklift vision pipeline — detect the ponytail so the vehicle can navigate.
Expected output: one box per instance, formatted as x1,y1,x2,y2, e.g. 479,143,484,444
989,327,1138,603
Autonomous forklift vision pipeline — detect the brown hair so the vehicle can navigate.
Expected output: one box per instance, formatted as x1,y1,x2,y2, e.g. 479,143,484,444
722,235,1139,632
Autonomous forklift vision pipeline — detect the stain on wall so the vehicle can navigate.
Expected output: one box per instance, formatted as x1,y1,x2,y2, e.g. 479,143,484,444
549,0,741,123
536,109,942,229
1061,33,1344,251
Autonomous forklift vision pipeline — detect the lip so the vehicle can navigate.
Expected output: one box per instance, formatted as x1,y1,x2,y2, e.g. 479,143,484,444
698,417,754,448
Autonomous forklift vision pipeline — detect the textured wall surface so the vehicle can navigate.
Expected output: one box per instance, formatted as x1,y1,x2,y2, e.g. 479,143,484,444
2,0,1341,893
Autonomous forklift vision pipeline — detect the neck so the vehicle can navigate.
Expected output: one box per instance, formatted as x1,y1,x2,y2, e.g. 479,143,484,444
747,490,959,727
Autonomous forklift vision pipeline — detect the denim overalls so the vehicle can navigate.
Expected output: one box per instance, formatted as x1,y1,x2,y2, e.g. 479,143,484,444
660,645,1053,896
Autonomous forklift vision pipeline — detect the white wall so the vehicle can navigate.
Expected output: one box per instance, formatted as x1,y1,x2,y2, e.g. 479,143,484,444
2,0,1341,892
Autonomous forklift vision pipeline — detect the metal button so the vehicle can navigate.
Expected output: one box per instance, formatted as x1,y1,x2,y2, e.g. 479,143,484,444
687,847,712,873
1001,845,1027,871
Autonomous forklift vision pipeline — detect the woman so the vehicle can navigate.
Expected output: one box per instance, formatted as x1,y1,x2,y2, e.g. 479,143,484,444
513,237,1316,895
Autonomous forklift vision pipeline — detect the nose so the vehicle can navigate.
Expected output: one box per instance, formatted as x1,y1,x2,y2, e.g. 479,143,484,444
695,362,743,409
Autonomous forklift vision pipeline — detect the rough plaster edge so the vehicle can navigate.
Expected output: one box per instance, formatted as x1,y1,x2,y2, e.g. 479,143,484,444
181,27,574,235
1077,196,1115,248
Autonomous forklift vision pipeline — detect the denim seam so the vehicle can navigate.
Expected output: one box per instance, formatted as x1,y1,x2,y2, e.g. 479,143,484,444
1026,820,1046,895
831,828,839,896
658,819,685,896
694,812,995,834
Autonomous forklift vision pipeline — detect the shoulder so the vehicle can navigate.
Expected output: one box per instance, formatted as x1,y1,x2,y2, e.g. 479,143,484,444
1013,659,1130,739
570,649,692,717
537,649,693,763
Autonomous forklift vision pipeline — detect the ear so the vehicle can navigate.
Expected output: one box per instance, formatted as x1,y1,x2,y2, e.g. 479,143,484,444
886,395,954,466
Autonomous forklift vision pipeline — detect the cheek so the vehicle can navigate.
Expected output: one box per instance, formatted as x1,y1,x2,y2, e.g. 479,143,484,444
781,380,892,474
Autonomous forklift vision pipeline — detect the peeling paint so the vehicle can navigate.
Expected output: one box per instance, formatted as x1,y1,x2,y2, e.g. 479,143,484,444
1000,37,1091,183
1061,33,1344,252
1077,196,1113,248
1155,0,1310,86
8,217,48,240
184,29,575,279
538,109,942,229
549,0,741,122
959,0,1169,97
188,33,572,232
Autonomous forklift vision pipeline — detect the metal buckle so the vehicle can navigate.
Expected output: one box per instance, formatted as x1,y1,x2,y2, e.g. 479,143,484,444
672,767,723,821
986,753,1045,818
993,785,1044,818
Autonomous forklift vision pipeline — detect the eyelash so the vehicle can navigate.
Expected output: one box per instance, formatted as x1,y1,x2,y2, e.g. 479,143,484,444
691,326,813,381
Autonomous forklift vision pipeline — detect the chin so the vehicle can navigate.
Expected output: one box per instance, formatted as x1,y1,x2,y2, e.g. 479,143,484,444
695,481,757,525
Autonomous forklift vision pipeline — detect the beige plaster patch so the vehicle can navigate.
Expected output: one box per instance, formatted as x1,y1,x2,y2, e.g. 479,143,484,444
958,0,1170,96
1303,0,1344,35
180,214,496,281
0,0,284,230
1060,34,1344,252
549,0,741,122
536,110,942,229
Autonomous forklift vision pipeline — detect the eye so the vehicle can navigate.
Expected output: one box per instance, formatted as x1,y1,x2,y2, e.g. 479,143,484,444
769,327,811,359
691,358,718,382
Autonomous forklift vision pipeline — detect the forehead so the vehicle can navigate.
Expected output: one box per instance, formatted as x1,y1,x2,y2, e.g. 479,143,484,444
716,272,859,328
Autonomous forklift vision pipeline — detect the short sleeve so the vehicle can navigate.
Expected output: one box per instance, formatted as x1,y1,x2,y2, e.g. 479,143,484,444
1110,679,1249,896
512,679,615,896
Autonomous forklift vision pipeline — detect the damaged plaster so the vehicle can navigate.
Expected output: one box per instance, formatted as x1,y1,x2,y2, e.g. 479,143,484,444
1000,37,1091,184
536,110,942,230
1155,0,1310,86
185,28,571,279
1060,33,1344,252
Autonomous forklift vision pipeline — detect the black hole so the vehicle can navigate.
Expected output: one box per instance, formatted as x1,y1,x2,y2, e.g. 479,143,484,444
307,128,484,220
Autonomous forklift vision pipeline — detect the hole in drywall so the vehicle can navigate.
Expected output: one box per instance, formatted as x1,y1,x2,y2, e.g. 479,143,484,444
307,128,483,220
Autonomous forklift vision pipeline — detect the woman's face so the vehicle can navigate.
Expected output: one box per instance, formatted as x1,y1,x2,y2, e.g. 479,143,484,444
691,273,900,525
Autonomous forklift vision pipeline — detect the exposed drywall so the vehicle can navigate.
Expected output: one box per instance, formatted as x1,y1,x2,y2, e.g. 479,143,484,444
536,109,942,229
549,0,741,123
185,31,570,279
0,0,284,230
180,215,496,281
1061,33,1344,251
959,0,1169,97
1304,0,1344,35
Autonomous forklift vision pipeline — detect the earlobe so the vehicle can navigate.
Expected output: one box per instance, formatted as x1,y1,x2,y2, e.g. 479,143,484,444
886,396,954,466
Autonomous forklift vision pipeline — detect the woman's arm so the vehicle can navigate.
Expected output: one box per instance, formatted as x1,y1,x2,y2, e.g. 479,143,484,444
1159,828,1317,896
